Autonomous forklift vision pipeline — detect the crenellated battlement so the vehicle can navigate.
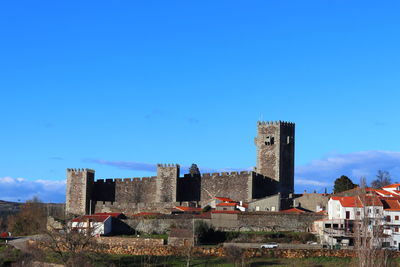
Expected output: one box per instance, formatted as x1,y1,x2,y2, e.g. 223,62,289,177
67,168,95,173
95,177,157,184
157,163,180,168
201,171,251,177
257,121,295,127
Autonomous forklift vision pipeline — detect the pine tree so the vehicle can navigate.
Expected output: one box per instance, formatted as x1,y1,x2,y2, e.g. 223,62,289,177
333,175,356,193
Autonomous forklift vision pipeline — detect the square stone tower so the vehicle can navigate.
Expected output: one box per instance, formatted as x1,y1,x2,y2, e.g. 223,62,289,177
254,121,295,195
155,164,180,202
65,168,95,215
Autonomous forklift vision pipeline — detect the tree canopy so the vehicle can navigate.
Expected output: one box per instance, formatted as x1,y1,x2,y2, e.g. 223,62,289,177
333,175,356,193
371,170,392,189
189,163,201,177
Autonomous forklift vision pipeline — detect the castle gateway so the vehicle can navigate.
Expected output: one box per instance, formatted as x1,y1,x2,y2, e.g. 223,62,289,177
65,121,295,215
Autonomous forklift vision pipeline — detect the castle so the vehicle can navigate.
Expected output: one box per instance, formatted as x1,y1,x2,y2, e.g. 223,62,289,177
65,121,295,215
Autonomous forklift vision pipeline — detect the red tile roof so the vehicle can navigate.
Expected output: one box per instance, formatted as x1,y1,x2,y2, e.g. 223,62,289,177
331,195,383,207
382,199,400,211
175,206,202,212
331,196,363,207
383,184,400,189
363,195,383,206
215,197,235,202
71,215,110,223
280,207,308,214
374,189,394,196
216,202,237,207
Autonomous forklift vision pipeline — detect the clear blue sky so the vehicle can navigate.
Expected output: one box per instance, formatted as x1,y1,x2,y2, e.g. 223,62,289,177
1,1,400,202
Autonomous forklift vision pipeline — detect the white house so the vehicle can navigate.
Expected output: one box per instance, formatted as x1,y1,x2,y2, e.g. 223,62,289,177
328,195,383,220
321,195,384,247
381,198,400,248
71,214,112,236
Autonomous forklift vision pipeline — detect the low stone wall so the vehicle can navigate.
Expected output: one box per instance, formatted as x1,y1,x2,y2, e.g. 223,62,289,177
95,236,164,246
30,239,362,258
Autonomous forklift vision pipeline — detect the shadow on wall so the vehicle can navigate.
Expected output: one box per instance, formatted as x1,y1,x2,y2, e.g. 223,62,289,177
93,180,116,202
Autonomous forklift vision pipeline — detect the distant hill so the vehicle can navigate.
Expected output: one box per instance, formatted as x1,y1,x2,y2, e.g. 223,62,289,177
0,200,21,219
0,200,66,220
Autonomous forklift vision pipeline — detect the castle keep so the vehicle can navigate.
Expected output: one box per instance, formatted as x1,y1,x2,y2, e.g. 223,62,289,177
66,121,295,215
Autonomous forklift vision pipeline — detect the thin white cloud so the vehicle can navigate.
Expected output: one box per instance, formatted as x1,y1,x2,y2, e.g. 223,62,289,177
0,177,65,203
296,178,330,187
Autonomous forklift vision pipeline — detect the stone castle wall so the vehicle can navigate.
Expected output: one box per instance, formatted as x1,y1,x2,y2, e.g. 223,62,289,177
65,169,94,215
95,201,179,215
66,120,296,215
200,171,252,203
89,170,284,214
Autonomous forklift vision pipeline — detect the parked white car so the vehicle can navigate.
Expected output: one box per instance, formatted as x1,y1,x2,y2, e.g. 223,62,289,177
260,242,278,248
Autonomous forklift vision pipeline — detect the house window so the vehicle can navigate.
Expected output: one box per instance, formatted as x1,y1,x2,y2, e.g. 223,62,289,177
396,216,399,221
368,209,371,213
395,241,398,245
346,211,350,219
376,209,380,214
395,227,399,233
387,216,391,222
356,211,361,216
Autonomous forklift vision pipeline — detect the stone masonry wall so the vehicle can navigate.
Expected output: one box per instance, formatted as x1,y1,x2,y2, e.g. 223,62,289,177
115,178,157,203
293,193,329,212
236,212,325,232
95,236,164,246
65,169,94,215
156,164,179,202
93,177,157,204
255,121,280,181
200,171,252,203
254,121,295,196
94,201,179,215
30,240,359,258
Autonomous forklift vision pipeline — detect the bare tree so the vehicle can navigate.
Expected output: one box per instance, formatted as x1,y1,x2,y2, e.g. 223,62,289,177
371,170,392,189
354,180,394,267
38,218,101,267
7,197,47,236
